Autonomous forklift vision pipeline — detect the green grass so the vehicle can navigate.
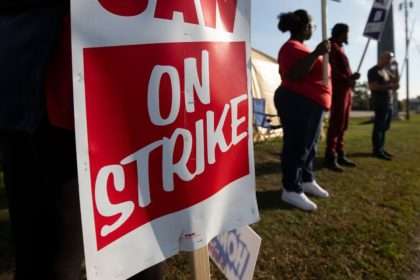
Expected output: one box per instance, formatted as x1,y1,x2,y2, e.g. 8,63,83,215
248,118,420,280
166,115,420,279
1,115,420,279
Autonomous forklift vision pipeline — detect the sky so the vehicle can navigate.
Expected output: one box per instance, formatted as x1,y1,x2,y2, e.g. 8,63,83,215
251,0,420,99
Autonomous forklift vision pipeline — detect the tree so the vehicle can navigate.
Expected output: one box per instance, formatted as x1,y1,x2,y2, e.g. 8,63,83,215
352,81,371,110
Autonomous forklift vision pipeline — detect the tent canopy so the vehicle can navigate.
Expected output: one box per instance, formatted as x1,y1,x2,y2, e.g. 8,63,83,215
251,48,281,124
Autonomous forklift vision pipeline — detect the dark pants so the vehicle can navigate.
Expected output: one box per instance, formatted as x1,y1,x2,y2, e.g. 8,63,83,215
274,87,324,193
372,105,392,154
1,122,82,280
1,122,165,279
326,90,352,156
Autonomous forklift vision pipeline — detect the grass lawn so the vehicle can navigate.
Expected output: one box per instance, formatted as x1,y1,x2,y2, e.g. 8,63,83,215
1,115,420,279
166,114,420,280
246,114,420,280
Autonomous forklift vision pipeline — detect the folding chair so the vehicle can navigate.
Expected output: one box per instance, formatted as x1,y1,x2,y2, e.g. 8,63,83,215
252,98,281,141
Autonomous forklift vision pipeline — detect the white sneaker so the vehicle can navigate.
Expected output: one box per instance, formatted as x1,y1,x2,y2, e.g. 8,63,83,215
302,181,329,198
281,190,317,211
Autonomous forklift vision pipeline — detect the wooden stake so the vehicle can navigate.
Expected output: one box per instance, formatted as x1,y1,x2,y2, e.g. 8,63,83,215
321,0,329,85
191,246,211,280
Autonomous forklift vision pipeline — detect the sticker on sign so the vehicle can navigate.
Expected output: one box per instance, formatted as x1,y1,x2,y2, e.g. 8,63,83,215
71,1,259,279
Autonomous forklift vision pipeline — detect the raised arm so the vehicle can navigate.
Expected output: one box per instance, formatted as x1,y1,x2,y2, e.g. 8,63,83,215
287,40,330,81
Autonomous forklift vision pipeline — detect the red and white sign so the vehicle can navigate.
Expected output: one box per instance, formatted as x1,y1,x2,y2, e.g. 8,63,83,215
71,1,259,279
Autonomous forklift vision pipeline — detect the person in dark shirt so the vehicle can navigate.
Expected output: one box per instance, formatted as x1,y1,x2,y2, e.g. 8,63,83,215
0,2,163,279
0,4,77,280
367,51,399,160
325,23,360,172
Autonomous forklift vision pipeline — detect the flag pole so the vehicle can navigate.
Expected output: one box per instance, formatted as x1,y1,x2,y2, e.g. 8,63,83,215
356,38,371,73
321,0,329,85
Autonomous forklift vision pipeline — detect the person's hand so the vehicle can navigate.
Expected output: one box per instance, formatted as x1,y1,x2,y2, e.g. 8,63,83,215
351,72,361,80
389,82,400,90
314,40,330,56
390,75,399,83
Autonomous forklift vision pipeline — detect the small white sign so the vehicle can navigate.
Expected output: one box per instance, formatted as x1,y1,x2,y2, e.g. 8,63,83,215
209,226,261,280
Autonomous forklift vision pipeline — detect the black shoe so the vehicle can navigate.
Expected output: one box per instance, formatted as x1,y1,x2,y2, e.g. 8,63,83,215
324,155,344,172
337,155,356,167
383,150,393,158
373,152,392,161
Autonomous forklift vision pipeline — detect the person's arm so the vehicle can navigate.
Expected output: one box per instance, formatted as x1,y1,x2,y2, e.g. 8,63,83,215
388,61,400,83
368,81,397,91
386,68,399,89
331,66,352,84
330,44,352,83
330,44,361,88
287,40,330,81
368,68,399,92
389,71,399,83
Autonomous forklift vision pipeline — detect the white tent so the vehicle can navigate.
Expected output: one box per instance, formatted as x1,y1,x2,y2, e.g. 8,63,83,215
251,48,281,116
251,48,282,140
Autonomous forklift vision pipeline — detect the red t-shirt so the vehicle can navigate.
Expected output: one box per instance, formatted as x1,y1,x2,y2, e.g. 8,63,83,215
45,15,74,130
330,40,353,95
278,40,332,110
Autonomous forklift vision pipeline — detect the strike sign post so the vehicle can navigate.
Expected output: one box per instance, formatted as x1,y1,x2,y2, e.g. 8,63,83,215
71,0,260,279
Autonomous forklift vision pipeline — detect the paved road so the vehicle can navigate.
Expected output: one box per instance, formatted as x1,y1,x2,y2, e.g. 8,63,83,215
329,111,418,118
349,111,419,119
350,110,374,118
324,110,374,118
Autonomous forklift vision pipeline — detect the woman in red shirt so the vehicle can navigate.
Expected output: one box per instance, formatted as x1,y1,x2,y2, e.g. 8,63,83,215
274,10,331,211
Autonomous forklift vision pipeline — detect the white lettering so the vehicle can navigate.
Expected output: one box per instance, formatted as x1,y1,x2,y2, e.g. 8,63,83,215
95,165,134,237
162,128,194,192
121,140,163,208
206,104,232,165
192,119,205,176
185,50,210,112
147,65,181,126
94,51,250,235
230,94,248,145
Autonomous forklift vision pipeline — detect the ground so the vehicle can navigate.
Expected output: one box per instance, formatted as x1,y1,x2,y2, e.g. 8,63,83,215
1,115,420,279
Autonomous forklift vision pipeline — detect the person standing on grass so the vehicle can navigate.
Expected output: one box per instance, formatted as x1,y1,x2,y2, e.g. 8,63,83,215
0,1,163,279
368,51,399,161
274,9,331,211
324,23,360,172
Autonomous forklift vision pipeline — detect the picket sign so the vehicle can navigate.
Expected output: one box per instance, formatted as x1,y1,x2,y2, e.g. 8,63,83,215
208,226,261,280
357,0,393,72
71,1,259,279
